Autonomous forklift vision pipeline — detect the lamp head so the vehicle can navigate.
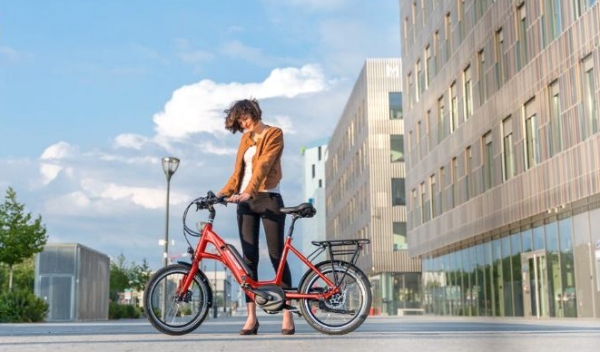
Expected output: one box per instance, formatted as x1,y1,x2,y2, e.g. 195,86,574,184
162,156,180,180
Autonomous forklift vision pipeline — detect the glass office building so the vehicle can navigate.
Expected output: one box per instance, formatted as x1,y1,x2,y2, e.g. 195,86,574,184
401,1,600,318
325,59,422,316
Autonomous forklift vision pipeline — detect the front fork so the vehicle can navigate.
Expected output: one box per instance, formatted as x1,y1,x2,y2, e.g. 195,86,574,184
173,260,214,307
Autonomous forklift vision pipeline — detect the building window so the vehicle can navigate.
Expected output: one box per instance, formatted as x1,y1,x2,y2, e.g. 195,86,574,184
464,65,473,120
458,0,466,42
429,174,436,218
464,146,472,200
581,55,598,139
478,50,486,105
318,179,322,188
575,0,587,17
392,178,406,206
438,167,445,214
437,95,445,142
318,146,322,161
393,222,408,250
421,182,429,222
425,45,432,87
389,92,403,119
451,157,458,207
495,28,505,89
407,130,413,168
427,110,434,151
312,164,315,178
543,0,562,46
419,119,428,158
502,116,515,181
444,12,452,62
416,120,422,159
391,135,404,162
475,0,486,20
548,80,563,156
524,98,540,170
416,59,423,101
411,188,419,226
450,82,458,133
482,131,493,192
434,30,440,73
516,3,528,71
408,72,415,109
404,17,409,44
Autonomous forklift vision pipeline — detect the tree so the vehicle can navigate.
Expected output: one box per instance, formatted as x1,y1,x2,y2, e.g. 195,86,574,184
109,254,152,301
0,187,47,291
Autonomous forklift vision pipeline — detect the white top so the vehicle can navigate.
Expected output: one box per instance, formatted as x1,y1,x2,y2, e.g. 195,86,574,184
240,145,280,194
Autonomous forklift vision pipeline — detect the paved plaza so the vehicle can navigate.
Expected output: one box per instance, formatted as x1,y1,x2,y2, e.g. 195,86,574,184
1,314,599,352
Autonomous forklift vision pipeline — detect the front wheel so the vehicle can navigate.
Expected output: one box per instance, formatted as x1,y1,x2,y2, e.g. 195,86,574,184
298,261,372,335
143,264,211,335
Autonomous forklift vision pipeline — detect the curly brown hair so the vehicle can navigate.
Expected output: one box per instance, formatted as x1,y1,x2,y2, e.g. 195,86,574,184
223,98,262,133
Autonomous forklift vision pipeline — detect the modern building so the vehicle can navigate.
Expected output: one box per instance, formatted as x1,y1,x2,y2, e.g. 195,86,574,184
300,139,329,262
204,269,233,317
325,58,422,315
35,243,110,321
400,0,600,318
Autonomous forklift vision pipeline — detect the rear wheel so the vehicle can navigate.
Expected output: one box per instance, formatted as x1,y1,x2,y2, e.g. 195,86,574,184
298,261,371,335
143,264,211,335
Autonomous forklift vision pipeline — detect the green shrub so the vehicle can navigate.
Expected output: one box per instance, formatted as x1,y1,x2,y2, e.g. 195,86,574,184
108,301,142,319
0,290,49,322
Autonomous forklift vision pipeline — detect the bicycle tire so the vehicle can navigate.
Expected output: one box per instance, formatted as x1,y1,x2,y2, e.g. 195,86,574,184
298,261,372,335
143,264,211,335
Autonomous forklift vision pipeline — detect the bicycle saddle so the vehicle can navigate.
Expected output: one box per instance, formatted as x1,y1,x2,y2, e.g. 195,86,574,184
280,203,316,218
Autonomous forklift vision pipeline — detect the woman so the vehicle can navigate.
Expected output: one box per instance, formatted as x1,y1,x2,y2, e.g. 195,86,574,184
218,98,295,335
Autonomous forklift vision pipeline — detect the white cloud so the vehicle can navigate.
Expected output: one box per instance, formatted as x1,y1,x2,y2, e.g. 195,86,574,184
152,64,327,140
41,178,187,214
199,142,236,156
100,183,170,209
40,141,76,160
113,133,149,150
39,163,63,185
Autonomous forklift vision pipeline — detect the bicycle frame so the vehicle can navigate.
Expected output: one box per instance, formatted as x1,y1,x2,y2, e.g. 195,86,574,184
177,214,340,303
144,195,372,336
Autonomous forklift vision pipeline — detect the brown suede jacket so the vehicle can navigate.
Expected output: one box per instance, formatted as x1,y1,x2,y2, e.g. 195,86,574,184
219,126,284,198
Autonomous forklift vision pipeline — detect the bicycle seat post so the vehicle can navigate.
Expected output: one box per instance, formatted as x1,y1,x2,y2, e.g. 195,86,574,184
286,214,299,238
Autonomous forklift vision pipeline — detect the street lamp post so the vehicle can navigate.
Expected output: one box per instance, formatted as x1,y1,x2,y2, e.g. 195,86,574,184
161,156,180,267
160,156,179,321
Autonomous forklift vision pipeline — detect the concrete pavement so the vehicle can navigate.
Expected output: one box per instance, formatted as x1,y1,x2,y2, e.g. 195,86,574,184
1,314,599,352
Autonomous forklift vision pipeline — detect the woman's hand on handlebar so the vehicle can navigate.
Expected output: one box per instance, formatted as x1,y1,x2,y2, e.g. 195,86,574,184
228,193,251,203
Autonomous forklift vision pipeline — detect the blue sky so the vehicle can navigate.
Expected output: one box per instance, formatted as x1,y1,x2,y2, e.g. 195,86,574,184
0,0,400,280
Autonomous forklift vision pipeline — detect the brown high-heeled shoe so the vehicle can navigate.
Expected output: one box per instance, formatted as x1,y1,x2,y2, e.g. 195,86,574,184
239,321,259,335
281,326,295,335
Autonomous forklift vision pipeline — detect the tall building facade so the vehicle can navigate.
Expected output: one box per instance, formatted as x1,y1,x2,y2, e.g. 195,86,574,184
326,58,422,315
401,0,600,318
301,139,329,262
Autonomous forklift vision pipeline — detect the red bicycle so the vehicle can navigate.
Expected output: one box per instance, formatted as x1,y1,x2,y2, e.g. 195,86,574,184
143,191,372,335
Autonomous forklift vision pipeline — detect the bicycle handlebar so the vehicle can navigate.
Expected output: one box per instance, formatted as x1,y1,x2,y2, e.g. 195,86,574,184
193,191,228,210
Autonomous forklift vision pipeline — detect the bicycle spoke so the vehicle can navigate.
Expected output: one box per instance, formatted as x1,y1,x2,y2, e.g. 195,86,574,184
299,262,371,334
144,265,211,335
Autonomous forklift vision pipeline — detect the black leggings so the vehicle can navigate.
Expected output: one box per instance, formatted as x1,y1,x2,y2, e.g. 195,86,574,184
237,192,292,303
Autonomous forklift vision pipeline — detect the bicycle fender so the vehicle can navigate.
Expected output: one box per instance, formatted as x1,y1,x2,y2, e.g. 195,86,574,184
299,260,371,289
176,261,214,307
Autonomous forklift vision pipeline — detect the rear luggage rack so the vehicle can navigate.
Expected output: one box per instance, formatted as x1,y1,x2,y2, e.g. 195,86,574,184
309,239,370,265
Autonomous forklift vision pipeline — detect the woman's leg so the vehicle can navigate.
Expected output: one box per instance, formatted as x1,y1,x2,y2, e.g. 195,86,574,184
237,202,260,330
260,194,294,332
